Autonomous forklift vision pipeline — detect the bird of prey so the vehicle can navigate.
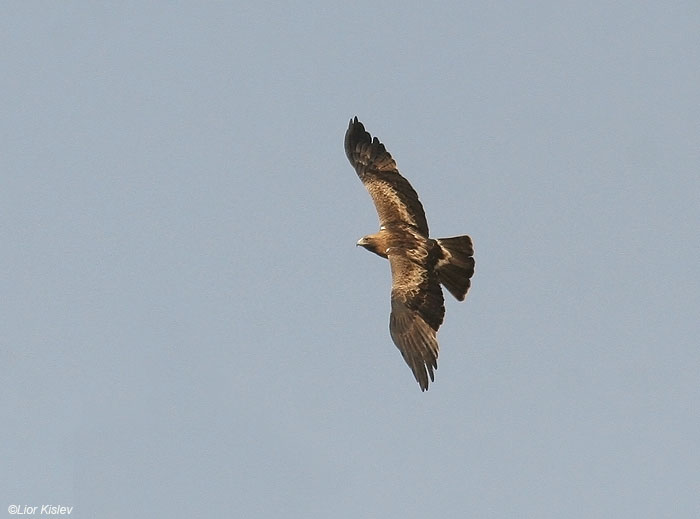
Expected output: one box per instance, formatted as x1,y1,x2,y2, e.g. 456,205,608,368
344,117,475,391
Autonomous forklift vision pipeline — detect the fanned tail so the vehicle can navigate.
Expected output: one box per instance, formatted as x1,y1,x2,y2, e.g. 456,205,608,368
436,235,475,301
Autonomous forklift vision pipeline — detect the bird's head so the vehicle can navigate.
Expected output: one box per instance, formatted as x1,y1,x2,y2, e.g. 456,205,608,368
356,234,387,258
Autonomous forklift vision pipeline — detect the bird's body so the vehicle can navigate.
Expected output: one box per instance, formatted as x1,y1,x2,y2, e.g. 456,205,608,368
344,117,475,391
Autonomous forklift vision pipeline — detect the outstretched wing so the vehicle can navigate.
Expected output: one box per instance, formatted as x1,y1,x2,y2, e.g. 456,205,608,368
387,247,445,391
344,117,429,236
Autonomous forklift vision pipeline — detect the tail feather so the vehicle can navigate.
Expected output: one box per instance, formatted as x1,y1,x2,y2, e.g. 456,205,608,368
436,236,475,301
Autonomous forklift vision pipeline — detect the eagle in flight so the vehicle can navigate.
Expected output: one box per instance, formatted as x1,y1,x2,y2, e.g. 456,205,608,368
344,117,475,391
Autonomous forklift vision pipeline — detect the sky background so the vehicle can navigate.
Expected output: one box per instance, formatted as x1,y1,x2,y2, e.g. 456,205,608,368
2,2,699,518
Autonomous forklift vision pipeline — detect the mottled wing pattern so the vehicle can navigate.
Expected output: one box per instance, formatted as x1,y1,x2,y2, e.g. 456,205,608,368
387,246,445,391
344,117,429,236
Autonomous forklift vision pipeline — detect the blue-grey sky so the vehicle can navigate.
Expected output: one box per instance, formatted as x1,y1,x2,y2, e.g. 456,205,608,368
2,2,699,518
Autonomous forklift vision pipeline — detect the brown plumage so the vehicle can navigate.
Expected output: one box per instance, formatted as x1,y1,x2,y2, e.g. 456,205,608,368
344,117,475,391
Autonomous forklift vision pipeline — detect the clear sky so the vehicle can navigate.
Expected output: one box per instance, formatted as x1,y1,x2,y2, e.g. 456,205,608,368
2,2,699,518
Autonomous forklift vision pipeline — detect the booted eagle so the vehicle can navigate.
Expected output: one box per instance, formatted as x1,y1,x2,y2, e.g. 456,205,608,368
344,117,475,391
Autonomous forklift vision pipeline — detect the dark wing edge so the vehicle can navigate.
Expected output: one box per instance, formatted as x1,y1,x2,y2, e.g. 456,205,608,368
388,251,445,391
344,117,429,235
